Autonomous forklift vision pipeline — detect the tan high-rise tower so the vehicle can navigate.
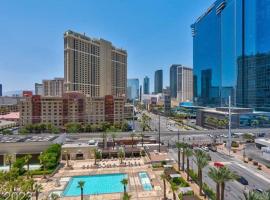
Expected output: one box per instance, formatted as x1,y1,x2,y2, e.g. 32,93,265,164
64,30,127,97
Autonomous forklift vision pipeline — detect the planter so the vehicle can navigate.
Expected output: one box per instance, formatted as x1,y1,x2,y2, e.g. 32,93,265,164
253,161,258,166
248,158,253,161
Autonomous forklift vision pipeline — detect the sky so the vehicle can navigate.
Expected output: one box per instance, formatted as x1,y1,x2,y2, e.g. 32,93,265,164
0,0,215,93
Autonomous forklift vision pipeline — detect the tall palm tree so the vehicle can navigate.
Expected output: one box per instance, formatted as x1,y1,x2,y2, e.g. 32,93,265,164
175,142,182,171
77,180,85,200
121,178,128,194
111,132,117,150
5,154,13,171
118,147,125,164
123,193,132,200
50,193,60,200
24,154,32,179
93,148,102,165
170,182,178,200
181,143,188,171
194,149,209,195
219,167,237,200
160,173,167,200
208,167,222,200
130,132,136,148
34,183,43,200
185,147,193,181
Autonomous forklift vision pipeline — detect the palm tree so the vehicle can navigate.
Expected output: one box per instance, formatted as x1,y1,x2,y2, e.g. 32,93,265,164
103,131,108,149
175,142,182,171
181,143,188,171
93,148,102,165
123,193,132,200
121,178,128,194
77,180,85,200
194,149,209,195
208,167,222,200
111,132,117,150
185,148,193,181
243,190,270,200
170,182,178,200
24,154,32,179
130,132,136,148
160,173,167,200
219,167,237,200
118,147,125,164
33,183,43,200
50,193,60,200
5,154,13,171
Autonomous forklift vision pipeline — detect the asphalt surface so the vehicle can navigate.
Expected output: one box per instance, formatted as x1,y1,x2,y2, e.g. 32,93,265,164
169,148,270,200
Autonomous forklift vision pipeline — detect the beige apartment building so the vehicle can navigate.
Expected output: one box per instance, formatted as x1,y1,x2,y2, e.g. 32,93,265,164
177,66,193,102
64,30,127,97
42,78,64,97
19,92,126,127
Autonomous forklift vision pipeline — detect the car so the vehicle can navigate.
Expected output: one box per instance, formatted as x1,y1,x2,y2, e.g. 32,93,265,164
237,176,249,185
254,188,264,193
202,146,209,152
258,133,266,137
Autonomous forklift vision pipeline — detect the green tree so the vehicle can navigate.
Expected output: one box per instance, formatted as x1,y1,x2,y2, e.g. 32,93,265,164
160,173,167,200
175,142,182,171
24,154,32,179
181,143,188,171
5,154,14,171
140,113,151,131
208,167,222,200
121,121,130,131
77,180,85,200
34,183,43,200
194,149,209,195
13,157,26,175
121,178,128,195
185,147,193,181
219,167,237,200
111,132,117,150
123,193,132,200
170,182,178,200
93,148,102,165
243,190,270,200
118,147,125,164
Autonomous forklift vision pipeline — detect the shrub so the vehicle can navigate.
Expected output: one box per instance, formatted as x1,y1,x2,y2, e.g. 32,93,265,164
253,161,258,166
231,141,239,148
258,165,262,170
172,177,189,187
248,157,253,161
188,169,198,183
152,163,162,168
202,183,216,200
13,158,26,175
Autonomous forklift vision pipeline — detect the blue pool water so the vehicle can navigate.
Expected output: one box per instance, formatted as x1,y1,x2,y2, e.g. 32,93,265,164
63,173,127,196
138,172,153,191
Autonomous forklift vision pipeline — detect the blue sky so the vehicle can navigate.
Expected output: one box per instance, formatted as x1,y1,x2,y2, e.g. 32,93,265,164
0,0,214,93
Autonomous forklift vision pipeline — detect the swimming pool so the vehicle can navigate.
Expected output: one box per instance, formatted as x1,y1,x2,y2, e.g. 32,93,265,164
63,173,127,196
138,172,153,191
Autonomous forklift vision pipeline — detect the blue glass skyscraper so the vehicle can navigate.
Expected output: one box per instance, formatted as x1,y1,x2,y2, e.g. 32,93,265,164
192,0,270,111
127,78,139,101
143,76,150,94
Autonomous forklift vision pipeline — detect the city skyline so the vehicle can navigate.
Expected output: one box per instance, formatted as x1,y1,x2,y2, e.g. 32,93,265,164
0,0,214,93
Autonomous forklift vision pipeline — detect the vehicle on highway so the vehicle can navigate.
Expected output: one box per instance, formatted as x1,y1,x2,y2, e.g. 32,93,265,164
237,176,249,185
214,162,224,168
254,188,263,193
201,146,209,152
209,145,217,152
257,133,266,137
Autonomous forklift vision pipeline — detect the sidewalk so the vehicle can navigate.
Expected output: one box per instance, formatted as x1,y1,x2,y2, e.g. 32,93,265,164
217,145,270,175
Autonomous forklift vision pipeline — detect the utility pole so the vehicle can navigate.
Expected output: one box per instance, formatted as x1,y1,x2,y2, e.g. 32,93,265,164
158,114,161,152
228,95,232,156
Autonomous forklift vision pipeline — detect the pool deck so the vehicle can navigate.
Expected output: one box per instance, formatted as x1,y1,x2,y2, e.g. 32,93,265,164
38,157,173,200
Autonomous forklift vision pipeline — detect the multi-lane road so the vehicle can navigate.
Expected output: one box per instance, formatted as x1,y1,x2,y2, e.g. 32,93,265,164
169,148,270,200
